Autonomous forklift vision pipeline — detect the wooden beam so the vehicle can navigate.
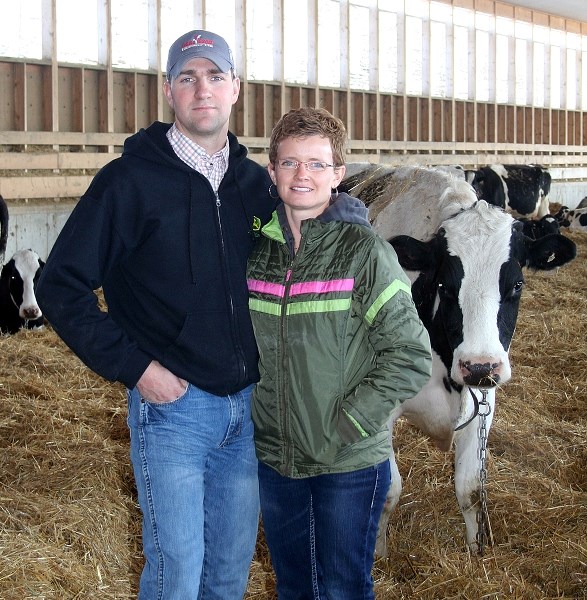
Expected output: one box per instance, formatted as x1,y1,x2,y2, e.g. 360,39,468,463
0,131,129,146
0,175,93,199
71,68,84,132
124,73,137,133
13,63,26,131
0,152,120,170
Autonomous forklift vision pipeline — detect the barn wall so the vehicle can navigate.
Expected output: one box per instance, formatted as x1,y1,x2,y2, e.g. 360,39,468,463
2,0,587,203
3,202,75,262
549,182,587,209
1,0,587,258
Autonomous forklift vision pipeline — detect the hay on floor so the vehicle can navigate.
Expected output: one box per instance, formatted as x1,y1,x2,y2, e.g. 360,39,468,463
0,230,585,599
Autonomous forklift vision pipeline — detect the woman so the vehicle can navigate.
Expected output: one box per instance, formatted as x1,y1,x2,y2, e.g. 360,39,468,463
247,107,432,599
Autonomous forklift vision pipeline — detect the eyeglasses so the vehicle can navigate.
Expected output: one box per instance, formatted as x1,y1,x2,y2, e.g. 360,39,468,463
276,159,336,172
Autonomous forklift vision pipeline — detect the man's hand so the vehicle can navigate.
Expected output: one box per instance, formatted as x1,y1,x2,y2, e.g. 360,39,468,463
136,360,188,404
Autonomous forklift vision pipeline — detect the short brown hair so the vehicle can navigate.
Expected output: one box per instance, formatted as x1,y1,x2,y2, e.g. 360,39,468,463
268,107,347,167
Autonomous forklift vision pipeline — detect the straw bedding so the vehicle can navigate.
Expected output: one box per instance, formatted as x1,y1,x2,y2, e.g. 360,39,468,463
0,230,585,599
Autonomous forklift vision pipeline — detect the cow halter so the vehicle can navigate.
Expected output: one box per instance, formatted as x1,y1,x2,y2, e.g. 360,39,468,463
454,386,483,431
9,288,34,326
9,290,20,312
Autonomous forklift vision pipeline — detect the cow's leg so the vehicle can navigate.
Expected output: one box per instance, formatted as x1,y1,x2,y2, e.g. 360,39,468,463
453,390,495,552
536,194,550,219
375,443,401,558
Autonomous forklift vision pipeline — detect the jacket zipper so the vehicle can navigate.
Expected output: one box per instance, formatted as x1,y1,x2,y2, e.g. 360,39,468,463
280,244,300,475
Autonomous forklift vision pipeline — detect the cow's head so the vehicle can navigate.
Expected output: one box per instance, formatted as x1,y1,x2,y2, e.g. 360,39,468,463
389,201,576,389
553,206,572,227
469,167,506,208
554,206,587,229
518,214,560,240
1,249,45,324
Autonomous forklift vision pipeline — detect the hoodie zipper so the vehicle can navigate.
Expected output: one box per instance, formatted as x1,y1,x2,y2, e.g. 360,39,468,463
215,189,247,384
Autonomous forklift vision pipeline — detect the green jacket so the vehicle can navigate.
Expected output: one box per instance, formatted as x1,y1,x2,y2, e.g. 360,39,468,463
247,202,432,478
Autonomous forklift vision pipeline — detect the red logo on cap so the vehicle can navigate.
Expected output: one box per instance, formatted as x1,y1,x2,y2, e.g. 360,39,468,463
181,34,214,52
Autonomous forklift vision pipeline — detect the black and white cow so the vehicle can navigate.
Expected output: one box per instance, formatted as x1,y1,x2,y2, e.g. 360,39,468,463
0,249,46,334
517,214,561,240
553,205,587,231
341,165,576,555
467,164,551,220
0,195,7,266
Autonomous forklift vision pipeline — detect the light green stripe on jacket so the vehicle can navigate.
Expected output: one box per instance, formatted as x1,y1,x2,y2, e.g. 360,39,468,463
249,297,352,316
364,279,412,325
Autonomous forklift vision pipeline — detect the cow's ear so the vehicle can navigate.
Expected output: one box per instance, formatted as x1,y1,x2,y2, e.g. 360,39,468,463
472,169,486,184
389,235,437,272
524,234,576,271
0,263,10,283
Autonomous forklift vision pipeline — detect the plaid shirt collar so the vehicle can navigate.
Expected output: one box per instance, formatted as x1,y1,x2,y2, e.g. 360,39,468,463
167,123,230,192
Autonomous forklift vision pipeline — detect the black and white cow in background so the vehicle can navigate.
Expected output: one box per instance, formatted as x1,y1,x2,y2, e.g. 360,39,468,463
466,164,552,220
0,196,46,334
517,214,561,240
0,195,7,266
340,165,576,555
0,249,46,334
553,205,587,231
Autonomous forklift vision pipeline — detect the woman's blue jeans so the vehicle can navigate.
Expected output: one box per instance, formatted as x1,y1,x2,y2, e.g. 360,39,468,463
127,383,260,600
258,460,391,600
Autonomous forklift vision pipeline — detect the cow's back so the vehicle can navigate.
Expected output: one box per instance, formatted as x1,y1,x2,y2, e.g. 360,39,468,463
367,166,479,241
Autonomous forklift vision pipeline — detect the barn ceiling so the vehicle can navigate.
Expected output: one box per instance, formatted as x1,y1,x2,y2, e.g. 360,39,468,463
505,0,587,23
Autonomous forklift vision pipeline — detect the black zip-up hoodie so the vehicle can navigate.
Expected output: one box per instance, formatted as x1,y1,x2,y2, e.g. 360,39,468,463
37,121,274,395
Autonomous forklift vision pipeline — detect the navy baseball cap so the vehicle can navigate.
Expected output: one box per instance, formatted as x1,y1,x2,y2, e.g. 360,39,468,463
166,30,235,80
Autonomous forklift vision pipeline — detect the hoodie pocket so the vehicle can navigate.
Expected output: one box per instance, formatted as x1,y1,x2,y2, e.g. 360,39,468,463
163,312,241,387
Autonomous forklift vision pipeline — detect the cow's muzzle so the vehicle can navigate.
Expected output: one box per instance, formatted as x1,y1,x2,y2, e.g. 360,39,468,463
459,360,500,387
21,305,42,320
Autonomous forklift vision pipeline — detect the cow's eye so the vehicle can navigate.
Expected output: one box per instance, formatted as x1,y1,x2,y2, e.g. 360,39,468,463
504,280,524,300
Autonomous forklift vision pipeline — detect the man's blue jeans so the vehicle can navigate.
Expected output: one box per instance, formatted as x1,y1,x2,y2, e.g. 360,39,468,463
258,460,391,600
127,383,260,600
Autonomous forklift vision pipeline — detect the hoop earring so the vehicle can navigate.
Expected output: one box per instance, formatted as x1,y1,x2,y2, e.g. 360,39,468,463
269,183,279,199
331,187,339,199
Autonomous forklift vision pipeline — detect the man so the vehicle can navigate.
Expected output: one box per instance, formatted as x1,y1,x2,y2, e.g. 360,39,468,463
37,30,274,599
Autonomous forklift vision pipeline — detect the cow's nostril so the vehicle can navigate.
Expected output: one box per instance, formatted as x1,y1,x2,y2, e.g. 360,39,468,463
463,361,493,375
